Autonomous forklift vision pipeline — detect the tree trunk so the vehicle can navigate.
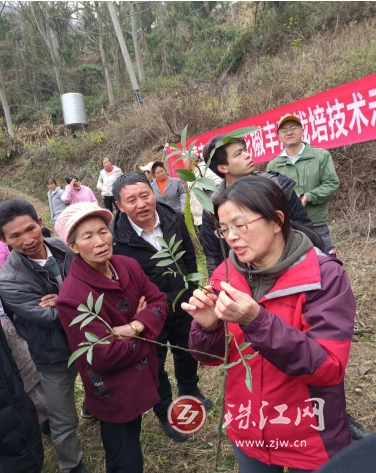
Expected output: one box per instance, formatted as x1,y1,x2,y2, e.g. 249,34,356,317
130,1,145,82
0,67,14,137
107,1,143,106
96,2,115,107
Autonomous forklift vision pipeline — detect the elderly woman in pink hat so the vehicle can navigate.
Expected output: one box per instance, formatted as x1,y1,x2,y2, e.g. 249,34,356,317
55,203,167,473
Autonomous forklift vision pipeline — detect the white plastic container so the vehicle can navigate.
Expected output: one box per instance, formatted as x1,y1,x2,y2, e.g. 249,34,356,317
61,93,87,127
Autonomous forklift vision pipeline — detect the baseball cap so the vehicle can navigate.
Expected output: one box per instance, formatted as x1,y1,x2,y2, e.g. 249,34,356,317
140,161,154,172
277,114,302,130
55,202,113,245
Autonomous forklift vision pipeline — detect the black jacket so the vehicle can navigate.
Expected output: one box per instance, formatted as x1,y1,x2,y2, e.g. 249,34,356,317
110,202,198,306
0,324,43,473
199,171,313,276
0,238,74,372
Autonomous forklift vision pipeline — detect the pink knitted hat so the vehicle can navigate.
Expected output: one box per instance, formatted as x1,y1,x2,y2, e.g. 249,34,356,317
55,202,113,245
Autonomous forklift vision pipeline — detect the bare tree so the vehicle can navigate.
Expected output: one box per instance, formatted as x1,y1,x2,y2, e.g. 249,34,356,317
130,1,144,82
30,2,63,93
0,66,14,137
107,1,143,106
95,2,115,106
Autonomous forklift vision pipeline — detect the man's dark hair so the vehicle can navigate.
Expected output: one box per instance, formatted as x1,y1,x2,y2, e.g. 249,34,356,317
112,172,152,203
65,175,79,184
0,199,39,240
151,161,165,176
203,134,246,179
46,177,57,185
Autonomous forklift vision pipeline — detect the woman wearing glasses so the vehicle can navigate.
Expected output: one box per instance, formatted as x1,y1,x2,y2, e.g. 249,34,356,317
183,175,355,473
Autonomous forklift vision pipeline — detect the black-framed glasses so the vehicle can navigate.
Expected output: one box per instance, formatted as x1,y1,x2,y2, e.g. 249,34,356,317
278,125,300,134
218,216,263,239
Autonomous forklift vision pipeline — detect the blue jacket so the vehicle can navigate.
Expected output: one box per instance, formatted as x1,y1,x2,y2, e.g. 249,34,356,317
0,238,74,372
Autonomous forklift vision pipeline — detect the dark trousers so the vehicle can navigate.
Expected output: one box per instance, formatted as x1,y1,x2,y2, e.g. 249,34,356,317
233,444,313,473
100,416,143,473
153,305,199,419
103,196,116,213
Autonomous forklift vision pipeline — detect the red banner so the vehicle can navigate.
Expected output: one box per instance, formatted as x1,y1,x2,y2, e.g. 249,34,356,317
168,73,376,176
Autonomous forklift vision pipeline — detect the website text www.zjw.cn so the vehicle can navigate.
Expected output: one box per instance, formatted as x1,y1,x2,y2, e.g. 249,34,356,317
235,439,307,450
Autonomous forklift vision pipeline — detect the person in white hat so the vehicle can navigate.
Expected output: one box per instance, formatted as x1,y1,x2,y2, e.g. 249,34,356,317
139,161,154,182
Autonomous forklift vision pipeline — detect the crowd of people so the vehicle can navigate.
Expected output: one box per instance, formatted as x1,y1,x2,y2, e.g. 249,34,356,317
0,114,373,473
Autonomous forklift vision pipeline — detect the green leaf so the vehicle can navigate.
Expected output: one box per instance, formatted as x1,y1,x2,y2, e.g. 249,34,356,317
87,292,93,312
184,194,195,236
196,177,218,192
244,360,253,393
150,250,172,259
171,241,181,255
169,142,181,150
175,169,196,182
168,234,176,249
192,187,214,214
162,270,175,277
243,353,258,361
215,127,261,149
168,151,184,162
185,272,205,282
98,339,110,345
68,346,90,367
224,359,242,369
172,154,186,165
239,342,251,351
86,346,93,365
95,293,104,314
78,342,92,346
174,250,185,261
77,304,89,312
187,140,197,157
154,236,169,249
155,259,175,267
69,312,91,326
85,332,99,343
181,125,188,149
172,288,187,311
80,315,96,329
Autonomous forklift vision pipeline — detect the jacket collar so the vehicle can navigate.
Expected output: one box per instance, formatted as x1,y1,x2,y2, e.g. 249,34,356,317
69,255,128,291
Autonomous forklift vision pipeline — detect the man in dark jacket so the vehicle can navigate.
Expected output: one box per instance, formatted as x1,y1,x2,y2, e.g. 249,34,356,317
111,173,213,442
0,323,43,473
0,199,89,473
199,134,314,276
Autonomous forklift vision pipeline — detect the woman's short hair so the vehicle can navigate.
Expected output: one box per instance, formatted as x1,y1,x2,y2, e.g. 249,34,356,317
214,175,291,241
151,161,165,176
46,178,57,185
65,175,79,184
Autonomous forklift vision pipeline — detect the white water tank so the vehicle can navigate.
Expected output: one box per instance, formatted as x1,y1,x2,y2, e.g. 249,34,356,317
61,93,87,127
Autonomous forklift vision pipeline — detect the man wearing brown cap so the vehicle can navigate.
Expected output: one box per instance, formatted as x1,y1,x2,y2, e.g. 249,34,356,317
267,114,340,254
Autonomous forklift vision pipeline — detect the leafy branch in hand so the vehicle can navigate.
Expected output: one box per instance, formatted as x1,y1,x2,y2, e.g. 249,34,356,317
164,124,260,472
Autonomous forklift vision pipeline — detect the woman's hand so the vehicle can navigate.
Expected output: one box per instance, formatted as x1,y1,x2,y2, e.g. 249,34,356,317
181,287,220,329
214,281,260,325
112,321,145,338
135,295,147,315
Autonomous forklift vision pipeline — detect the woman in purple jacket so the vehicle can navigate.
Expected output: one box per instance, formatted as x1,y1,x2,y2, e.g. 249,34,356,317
55,202,168,473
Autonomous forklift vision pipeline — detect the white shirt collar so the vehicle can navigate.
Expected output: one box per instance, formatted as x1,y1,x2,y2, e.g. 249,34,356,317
127,211,160,236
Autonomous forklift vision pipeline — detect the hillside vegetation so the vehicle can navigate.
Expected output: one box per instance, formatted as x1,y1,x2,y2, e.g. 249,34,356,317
0,2,375,472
